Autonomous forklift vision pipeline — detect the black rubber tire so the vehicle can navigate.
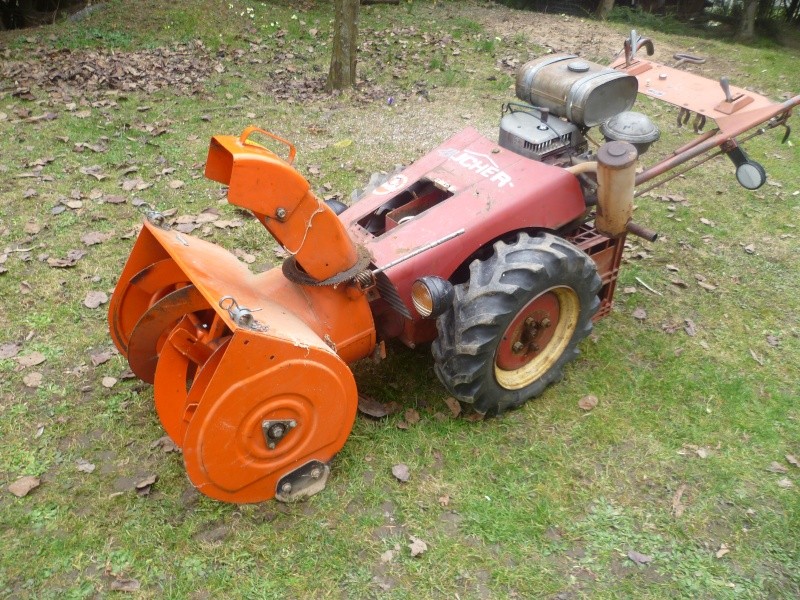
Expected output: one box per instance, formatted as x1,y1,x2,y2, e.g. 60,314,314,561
432,232,601,415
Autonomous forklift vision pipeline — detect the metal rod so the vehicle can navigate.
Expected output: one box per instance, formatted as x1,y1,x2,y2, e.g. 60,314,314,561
634,122,773,197
372,228,466,275
636,95,800,187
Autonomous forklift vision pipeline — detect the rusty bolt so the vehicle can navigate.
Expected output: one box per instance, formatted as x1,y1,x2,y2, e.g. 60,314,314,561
540,317,551,328
512,341,525,353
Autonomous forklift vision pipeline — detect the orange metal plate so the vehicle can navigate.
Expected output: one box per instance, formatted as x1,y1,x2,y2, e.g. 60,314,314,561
181,330,358,503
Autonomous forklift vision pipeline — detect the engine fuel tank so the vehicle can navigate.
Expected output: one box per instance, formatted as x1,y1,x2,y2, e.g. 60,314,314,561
516,55,638,127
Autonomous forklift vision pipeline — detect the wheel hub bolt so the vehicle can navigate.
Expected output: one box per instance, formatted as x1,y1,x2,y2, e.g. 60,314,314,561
281,482,292,494
512,341,525,353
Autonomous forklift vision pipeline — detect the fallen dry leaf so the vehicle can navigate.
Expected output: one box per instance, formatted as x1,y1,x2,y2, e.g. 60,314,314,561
409,536,428,557
767,461,788,474
684,319,697,337
0,342,21,360
443,396,461,417
392,463,410,483
357,393,396,418
24,220,41,234
578,394,598,411
787,454,799,468
749,349,764,366
627,550,653,565
47,249,86,268
81,231,113,246
16,352,46,368
438,494,451,507
84,291,109,309
632,307,647,321
76,459,96,474
777,478,794,489
135,474,157,496
79,165,107,181
672,484,687,518
8,475,40,497
102,376,118,388
150,435,178,453
110,578,140,593
169,179,185,189
404,408,421,425
380,549,394,563
90,350,113,367
23,372,43,388
233,248,255,264
716,543,730,559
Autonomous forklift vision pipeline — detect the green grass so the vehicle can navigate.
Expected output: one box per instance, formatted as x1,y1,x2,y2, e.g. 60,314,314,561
1,1,799,598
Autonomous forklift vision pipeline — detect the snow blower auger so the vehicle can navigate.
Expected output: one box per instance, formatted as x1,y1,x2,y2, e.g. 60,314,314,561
109,32,798,504
108,127,377,503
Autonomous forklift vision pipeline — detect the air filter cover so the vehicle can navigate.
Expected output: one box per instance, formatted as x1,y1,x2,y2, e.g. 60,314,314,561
600,111,660,154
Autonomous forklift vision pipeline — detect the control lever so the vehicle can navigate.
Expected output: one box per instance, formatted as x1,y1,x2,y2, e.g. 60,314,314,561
720,77,734,103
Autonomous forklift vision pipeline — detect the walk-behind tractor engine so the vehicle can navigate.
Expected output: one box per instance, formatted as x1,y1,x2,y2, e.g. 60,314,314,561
109,32,799,503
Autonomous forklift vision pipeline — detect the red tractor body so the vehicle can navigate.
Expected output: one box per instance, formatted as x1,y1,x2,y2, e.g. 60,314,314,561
107,32,799,503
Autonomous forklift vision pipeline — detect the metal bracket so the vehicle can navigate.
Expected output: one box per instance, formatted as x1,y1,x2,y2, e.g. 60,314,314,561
146,210,169,229
261,419,297,449
275,460,330,503
218,296,266,330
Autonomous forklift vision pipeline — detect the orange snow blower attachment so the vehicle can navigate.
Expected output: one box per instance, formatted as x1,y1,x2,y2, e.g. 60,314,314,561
108,127,376,503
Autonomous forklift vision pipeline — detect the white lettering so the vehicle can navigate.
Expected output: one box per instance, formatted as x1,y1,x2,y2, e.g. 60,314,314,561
442,148,514,188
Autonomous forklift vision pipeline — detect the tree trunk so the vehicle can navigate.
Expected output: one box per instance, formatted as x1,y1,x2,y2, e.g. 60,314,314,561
786,0,800,22
595,0,615,20
739,0,758,40
326,0,360,92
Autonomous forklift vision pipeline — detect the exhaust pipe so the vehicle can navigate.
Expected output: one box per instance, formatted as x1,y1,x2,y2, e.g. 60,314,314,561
596,141,637,238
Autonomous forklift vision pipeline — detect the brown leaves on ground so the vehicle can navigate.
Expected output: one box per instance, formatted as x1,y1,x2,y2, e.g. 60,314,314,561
443,396,461,417
109,578,141,593
23,372,43,388
47,249,86,268
0,342,21,360
671,484,687,518
396,408,420,430
15,351,46,368
8,475,41,497
1,43,219,102
578,394,598,411
357,393,402,419
627,550,654,565
408,536,428,557
83,291,109,309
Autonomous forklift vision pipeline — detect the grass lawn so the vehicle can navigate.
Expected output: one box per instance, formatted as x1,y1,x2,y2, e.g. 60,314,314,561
1,1,798,597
